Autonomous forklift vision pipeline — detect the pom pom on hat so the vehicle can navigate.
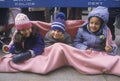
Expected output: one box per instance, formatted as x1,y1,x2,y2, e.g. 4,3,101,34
15,13,32,30
55,12,66,20
51,12,66,33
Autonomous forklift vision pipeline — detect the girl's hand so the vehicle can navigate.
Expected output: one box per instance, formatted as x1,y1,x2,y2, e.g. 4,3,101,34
105,45,113,52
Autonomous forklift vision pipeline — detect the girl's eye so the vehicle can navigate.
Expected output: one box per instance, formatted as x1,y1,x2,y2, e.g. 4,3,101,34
90,22,93,24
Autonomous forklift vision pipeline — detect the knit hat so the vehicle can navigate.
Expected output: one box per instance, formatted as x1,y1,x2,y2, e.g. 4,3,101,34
15,13,32,30
51,12,66,33
87,6,109,24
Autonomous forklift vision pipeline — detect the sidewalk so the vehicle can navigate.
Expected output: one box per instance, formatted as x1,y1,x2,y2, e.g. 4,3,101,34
0,68,120,81
0,57,120,81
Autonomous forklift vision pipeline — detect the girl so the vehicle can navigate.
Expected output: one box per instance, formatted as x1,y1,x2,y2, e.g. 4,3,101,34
9,13,45,63
44,12,72,47
73,6,118,56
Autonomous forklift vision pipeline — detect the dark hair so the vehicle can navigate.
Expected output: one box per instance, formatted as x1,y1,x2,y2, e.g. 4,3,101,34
31,26,40,37
14,26,40,43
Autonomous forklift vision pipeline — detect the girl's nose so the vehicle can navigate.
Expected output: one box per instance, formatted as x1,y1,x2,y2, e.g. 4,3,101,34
92,24,96,27
54,31,58,34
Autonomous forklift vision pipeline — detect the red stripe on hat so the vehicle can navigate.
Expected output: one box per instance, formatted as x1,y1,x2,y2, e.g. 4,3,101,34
15,22,32,30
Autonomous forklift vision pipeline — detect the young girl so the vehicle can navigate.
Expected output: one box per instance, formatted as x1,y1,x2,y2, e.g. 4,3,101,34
73,6,118,56
44,12,72,47
9,13,45,63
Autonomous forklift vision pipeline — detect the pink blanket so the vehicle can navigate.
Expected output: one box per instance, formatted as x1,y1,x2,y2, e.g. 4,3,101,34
0,20,120,76
0,43,120,75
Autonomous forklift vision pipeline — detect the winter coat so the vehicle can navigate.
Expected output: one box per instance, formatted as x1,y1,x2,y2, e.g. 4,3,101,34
44,31,72,47
9,34,45,56
73,6,118,55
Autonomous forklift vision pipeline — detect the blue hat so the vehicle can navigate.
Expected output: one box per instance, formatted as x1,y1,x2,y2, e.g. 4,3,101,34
51,12,66,33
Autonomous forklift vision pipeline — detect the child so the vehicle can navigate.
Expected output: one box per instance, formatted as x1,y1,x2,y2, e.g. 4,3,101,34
73,6,118,56
44,12,72,47
9,13,45,63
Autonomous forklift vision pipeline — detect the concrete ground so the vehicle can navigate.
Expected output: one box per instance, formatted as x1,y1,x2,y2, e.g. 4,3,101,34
0,67,120,81
0,13,120,81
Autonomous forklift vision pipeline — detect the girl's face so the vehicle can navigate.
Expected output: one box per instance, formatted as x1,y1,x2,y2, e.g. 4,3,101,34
89,17,101,32
51,30,63,39
20,28,32,37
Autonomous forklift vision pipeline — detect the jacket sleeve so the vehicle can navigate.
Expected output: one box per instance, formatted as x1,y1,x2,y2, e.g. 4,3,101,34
106,27,118,56
9,43,23,54
9,44,16,54
30,34,45,56
73,28,88,50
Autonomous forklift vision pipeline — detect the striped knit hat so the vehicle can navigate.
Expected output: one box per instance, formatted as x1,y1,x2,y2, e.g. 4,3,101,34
51,12,66,33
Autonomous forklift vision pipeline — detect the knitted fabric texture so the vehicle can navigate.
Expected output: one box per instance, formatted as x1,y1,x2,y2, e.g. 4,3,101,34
51,12,66,33
15,13,32,30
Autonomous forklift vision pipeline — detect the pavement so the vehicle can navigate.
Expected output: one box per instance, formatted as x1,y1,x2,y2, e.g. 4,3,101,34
0,14,120,81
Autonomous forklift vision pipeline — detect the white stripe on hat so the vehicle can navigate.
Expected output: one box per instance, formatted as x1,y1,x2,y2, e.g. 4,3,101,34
52,22,65,27
51,25,65,31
